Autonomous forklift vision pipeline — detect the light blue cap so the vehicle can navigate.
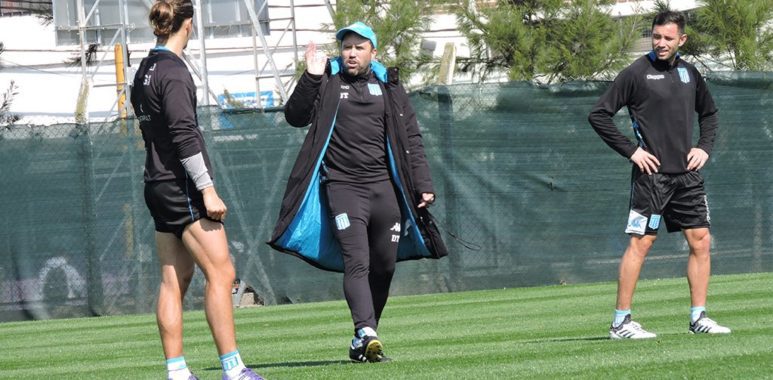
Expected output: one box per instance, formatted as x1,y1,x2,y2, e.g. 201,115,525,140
335,21,377,49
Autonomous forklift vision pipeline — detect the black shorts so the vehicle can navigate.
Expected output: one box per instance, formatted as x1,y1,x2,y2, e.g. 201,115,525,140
144,179,217,238
625,169,710,235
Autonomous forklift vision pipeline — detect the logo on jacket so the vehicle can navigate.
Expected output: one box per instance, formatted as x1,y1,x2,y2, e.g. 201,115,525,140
368,83,382,96
390,222,401,232
677,67,690,83
646,74,665,80
335,213,350,230
340,85,350,99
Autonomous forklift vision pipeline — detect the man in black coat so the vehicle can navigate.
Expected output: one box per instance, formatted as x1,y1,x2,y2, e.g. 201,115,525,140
268,22,446,362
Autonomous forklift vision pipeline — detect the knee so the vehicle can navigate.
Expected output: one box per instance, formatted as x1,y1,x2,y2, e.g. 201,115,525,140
370,261,395,280
346,260,369,279
204,261,235,286
629,235,656,258
688,229,711,255
179,266,195,291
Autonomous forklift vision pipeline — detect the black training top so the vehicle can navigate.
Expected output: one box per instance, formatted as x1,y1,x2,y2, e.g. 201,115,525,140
324,70,389,183
130,48,212,183
588,52,718,174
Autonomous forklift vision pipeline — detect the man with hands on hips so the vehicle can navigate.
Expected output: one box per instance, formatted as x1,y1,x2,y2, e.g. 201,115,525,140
588,10,731,339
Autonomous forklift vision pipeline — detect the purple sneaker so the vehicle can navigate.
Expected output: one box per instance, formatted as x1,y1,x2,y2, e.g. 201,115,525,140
222,368,264,380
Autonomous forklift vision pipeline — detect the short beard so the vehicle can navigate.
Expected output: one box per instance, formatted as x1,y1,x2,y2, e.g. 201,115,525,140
346,65,369,77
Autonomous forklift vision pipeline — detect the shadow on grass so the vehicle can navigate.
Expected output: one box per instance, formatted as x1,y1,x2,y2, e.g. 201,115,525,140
524,336,609,344
205,360,351,371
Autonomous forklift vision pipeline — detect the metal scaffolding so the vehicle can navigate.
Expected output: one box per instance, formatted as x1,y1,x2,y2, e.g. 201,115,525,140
57,0,300,121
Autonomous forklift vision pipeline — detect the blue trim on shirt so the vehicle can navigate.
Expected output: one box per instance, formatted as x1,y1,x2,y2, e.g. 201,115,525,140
630,118,647,149
647,50,680,63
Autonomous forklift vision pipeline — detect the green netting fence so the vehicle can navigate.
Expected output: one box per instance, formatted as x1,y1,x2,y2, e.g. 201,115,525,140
1,72,771,321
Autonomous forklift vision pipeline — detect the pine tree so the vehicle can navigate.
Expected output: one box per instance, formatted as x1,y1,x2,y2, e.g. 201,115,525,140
0,42,20,126
457,0,644,83
682,0,773,71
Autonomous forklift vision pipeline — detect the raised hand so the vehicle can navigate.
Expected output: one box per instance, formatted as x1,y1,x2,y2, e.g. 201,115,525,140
305,41,327,76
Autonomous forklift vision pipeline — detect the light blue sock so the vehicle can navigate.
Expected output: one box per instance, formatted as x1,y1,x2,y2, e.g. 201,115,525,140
691,306,706,323
612,309,631,328
166,356,192,380
356,327,377,339
220,350,246,379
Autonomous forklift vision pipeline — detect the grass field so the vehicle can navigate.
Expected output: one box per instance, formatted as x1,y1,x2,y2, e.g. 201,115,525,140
1,272,771,379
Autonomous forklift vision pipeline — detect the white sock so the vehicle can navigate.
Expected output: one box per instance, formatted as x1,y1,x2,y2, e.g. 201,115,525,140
220,350,246,379
166,356,193,380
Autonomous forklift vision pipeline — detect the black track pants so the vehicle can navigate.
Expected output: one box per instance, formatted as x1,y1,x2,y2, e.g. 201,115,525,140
325,179,402,333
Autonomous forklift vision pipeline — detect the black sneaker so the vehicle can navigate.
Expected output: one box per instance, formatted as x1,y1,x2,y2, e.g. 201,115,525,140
349,335,390,363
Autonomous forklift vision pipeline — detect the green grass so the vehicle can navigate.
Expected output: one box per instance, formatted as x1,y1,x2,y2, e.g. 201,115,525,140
1,272,772,379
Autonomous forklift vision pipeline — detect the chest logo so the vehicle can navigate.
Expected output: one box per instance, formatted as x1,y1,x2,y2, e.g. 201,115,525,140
646,74,665,80
367,83,383,96
340,92,349,99
677,67,690,83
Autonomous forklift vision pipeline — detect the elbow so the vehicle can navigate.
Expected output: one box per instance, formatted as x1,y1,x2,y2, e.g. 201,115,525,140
587,112,600,126
284,112,309,128
587,111,608,132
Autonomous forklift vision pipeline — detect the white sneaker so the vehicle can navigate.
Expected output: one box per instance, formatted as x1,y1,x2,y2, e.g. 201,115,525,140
609,314,657,339
689,312,731,334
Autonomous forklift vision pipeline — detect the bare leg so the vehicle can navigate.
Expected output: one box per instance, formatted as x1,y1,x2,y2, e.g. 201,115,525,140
684,228,711,308
156,231,196,359
616,234,657,310
181,218,238,356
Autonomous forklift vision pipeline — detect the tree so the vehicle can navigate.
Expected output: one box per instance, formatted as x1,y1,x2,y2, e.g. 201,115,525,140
681,0,773,71
456,0,644,83
0,42,20,126
456,0,544,81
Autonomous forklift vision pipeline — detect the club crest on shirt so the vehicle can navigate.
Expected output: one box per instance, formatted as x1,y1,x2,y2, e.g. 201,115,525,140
367,83,382,96
335,213,350,230
677,67,690,83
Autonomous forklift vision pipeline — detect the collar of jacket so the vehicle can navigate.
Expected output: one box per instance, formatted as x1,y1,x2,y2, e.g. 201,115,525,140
647,50,682,69
329,56,388,83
